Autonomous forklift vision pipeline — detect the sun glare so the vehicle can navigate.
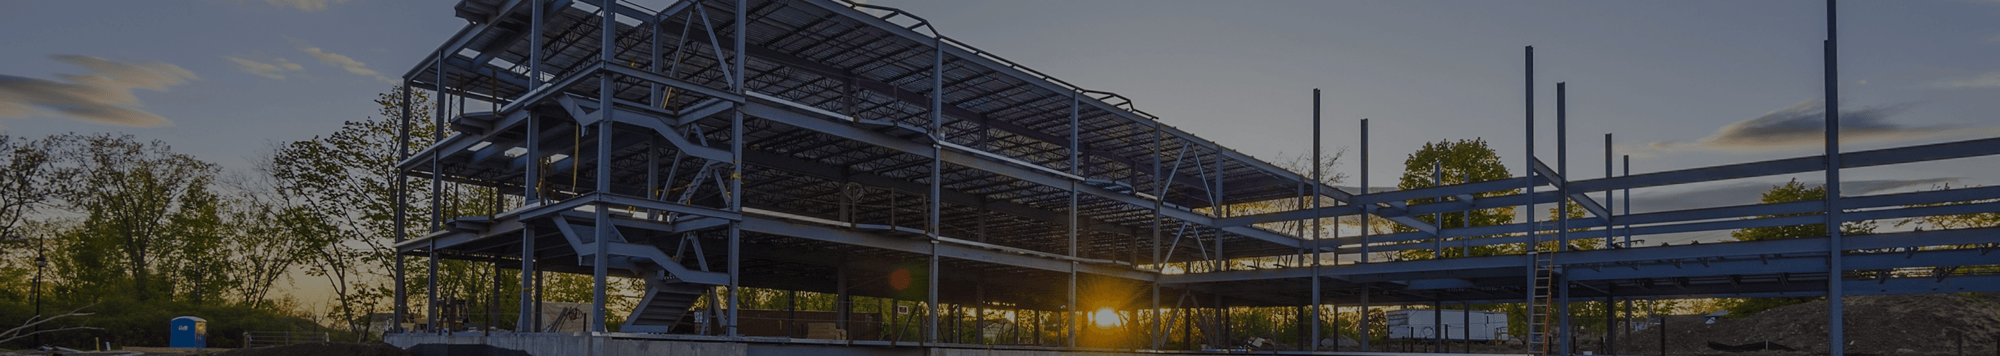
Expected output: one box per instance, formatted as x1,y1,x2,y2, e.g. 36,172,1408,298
1091,307,1120,328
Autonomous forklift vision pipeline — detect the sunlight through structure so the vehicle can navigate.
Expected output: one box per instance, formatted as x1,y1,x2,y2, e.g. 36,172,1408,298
382,0,2000,355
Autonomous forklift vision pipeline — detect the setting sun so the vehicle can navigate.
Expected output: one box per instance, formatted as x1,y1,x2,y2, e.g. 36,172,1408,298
1091,307,1121,328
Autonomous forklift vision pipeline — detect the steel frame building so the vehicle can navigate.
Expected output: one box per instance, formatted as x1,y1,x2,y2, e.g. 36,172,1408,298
388,0,2000,354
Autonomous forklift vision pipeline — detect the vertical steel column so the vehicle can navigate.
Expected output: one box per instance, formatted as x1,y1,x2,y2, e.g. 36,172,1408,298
837,265,850,331
1359,118,1371,351
1558,81,1572,356
975,282,985,344
1067,90,1080,348
393,82,412,333
1523,45,1536,252
1622,154,1632,355
1824,1,1845,354
1151,123,1164,349
925,32,944,344
1309,88,1324,351
589,1,615,333
1433,161,1442,259
728,0,749,338
1521,47,1537,352
1604,133,1615,355
428,55,446,333
517,0,543,333
1603,134,1613,249
1623,156,1631,248
650,9,661,108
1434,300,1443,350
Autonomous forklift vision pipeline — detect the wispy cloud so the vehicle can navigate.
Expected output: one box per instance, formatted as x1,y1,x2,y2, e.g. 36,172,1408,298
232,0,351,11
0,55,197,127
1933,71,2000,89
224,56,304,80
1630,178,1958,213
1648,99,1957,151
289,39,394,84
1985,34,2000,44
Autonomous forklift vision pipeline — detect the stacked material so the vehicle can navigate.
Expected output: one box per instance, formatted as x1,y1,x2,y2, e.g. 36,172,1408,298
805,322,847,340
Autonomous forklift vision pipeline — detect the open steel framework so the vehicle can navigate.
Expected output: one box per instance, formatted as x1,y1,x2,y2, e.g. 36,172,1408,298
389,0,2000,354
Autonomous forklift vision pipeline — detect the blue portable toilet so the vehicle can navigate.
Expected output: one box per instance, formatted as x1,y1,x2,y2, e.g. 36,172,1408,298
170,316,207,348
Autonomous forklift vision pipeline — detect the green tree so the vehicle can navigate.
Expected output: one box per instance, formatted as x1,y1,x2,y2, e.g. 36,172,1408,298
1719,179,1876,317
43,133,221,302
1390,139,1520,259
1897,184,1999,231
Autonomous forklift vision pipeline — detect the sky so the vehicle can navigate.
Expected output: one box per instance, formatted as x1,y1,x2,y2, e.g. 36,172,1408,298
2,0,1998,282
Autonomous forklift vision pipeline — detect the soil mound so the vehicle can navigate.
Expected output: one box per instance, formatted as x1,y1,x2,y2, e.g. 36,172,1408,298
212,342,407,356
1615,293,2000,355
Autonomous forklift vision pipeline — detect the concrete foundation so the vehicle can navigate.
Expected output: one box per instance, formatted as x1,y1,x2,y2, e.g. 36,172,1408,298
386,332,1532,356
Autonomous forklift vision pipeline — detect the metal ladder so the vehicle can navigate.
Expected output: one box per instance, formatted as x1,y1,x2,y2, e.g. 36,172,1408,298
1526,250,1558,356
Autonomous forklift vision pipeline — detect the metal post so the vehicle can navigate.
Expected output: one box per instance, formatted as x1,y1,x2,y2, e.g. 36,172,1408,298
1824,1,1846,355
1522,45,1537,352
1068,90,1080,348
926,32,944,344
589,1,615,333
1524,45,1536,252
1558,81,1572,356
1433,160,1443,259
1434,301,1443,350
1310,88,1323,351
1604,133,1613,249
1359,117,1371,351
428,54,446,333
837,265,851,331
1152,122,1165,349
393,82,411,333
1463,301,1471,353
522,16,544,339
724,0,748,338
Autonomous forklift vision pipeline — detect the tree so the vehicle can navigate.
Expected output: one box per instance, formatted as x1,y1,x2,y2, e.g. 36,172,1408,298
1729,179,1874,243
1719,179,1876,317
1390,139,1520,259
1896,184,1999,231
0,135,51,243
43,133,221,302
267,87,435,338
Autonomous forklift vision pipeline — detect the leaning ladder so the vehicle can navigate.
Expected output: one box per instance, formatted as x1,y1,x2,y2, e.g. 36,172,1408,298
1526,250,1559,356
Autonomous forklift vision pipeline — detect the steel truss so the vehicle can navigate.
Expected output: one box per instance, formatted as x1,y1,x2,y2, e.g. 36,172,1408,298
388,0,2000,354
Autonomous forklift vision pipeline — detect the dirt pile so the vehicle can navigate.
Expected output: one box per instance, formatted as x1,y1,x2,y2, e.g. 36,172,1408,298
1615,293,2000,355
211,342,407,356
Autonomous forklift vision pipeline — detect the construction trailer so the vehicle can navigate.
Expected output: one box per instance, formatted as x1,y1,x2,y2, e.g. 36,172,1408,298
384,0,2000,355
1386,309,1508,342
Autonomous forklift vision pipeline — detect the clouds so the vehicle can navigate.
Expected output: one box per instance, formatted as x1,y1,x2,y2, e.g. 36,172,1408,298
295,43,394,84
225,56,304,80
1933,71,2000,89
1629,178,1959,214
235,0,351,11
1649,99,1957,151
0,55,197,127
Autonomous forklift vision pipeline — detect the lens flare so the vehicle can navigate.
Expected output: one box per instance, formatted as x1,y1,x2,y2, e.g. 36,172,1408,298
1091,307,1119,328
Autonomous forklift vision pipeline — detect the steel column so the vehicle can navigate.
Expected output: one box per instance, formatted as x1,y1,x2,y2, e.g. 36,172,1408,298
1558,81,1571,356
1309,88,1324,351
1824,1,1846,354
728,0,749,338
1358,117,1371,351
427,53,446,333
589,1,614,333
393,81,411,333
926,31,944,344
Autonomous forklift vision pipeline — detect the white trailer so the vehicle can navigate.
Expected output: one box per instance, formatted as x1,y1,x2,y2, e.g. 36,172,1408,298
1386,309,1508,341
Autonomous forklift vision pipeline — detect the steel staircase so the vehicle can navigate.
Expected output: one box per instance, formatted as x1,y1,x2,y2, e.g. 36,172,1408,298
551,216,727,333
